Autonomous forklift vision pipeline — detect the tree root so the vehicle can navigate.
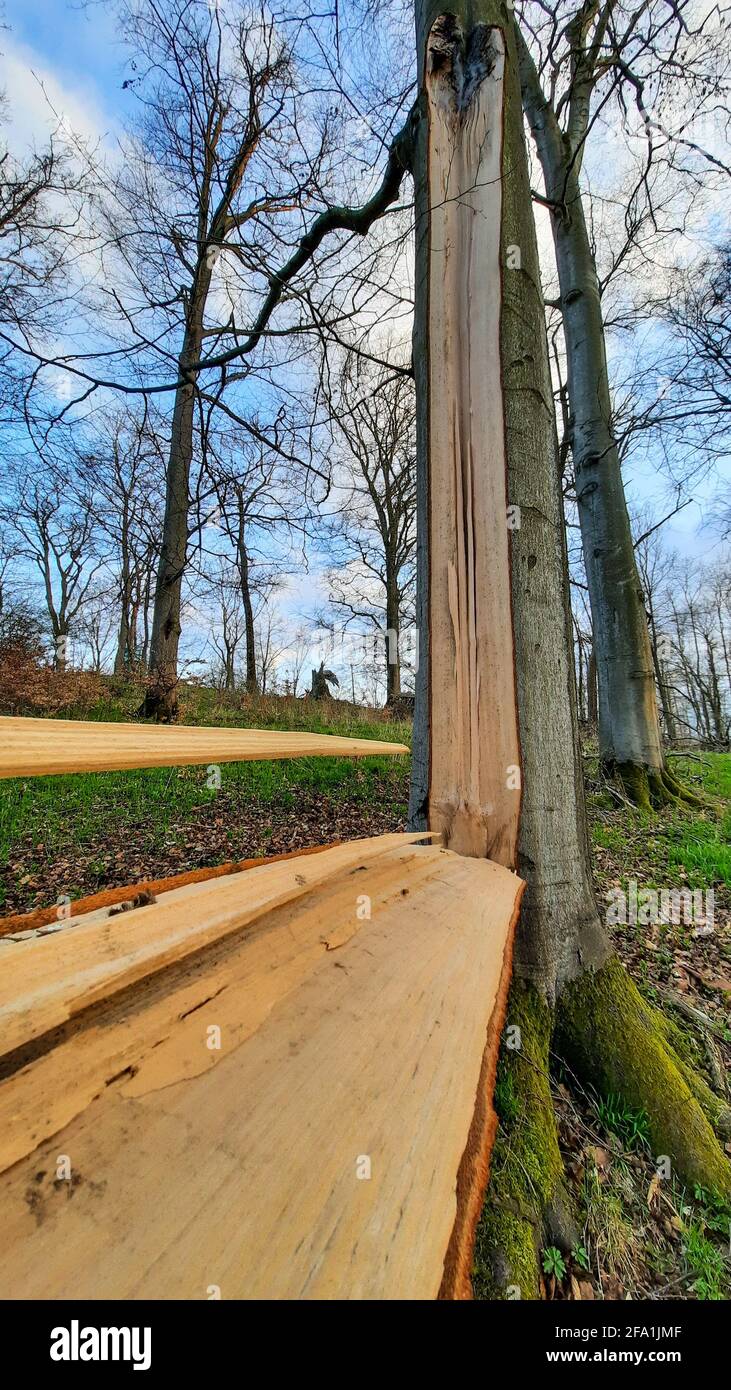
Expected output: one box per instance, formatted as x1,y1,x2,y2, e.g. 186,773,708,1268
475,960,731,1299
473,980,577,1300
605,760,705,810
556,957,731,1194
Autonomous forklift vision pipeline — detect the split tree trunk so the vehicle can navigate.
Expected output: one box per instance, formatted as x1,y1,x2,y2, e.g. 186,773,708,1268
410,0,730,1298
411,0,604,982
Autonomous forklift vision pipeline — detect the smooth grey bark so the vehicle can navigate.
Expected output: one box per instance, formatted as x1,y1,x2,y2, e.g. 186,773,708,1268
410,0,607,996
516,28,665,779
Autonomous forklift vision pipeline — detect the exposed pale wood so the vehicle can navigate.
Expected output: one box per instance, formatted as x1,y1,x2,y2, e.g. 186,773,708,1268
0,833,436,1059
422,19,522,866
0,843,339,938
0,844,522,1300
0,715,409,779
0,847,440,1172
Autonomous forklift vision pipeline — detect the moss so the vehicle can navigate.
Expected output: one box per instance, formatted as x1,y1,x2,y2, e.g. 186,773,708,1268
660,764,705,807
556,957,731,1196
473,980,566,1300
606,759,705,810
612,761,652,810
654,1007,731,1140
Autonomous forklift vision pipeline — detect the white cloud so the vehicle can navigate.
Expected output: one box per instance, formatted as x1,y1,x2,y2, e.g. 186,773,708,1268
1,36,116,155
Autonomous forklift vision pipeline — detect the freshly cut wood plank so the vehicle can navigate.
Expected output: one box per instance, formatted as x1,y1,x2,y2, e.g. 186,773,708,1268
423,21,522,866
0,843,339,938
0,846,442,1173
0,833,436,1059
0,846,522,1300
0,715,409,779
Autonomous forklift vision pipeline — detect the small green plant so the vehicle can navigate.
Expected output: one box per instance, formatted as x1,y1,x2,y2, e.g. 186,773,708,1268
542,1246,567,1281
572,1244,590,1272
690,1185,731,1246
682,1218,728,1300
597,1093,650,1150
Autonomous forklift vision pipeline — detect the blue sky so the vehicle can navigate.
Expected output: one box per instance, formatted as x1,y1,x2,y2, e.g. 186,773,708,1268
2,0,728,689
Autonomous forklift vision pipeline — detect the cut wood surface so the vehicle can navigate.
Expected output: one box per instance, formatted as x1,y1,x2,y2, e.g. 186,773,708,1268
0,843,339,938
424,21,522,866
0,833,435,1059
0,841,522,1300
0,715,410,779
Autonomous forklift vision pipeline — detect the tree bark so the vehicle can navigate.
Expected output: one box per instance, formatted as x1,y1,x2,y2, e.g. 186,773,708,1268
140,271,209,720
410,0,730,1297
515,30,678,807
385,558,402,704
411,0,604,981
236,497,258,695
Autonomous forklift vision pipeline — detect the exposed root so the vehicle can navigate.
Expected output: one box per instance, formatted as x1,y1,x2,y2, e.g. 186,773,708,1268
475,961,731,1299
605,760,706,810
556,957,731,1196
473,980,576,1300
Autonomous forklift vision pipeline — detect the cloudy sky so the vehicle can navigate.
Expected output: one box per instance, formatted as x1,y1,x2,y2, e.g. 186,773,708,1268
2,0,728,690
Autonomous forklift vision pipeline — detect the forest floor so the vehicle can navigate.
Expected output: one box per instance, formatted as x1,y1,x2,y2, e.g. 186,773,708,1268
1,682,730,1299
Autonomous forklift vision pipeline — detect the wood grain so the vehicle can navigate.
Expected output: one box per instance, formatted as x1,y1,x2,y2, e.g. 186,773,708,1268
0,843,522,1300
424,22,522,867
0,833,436,1059
0,716,409,779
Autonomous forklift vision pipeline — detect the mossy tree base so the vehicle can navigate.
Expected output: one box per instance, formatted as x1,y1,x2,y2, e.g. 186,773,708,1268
476,960,731,1299
473,980,576,1300
606,760,705,810
556,956,731,1196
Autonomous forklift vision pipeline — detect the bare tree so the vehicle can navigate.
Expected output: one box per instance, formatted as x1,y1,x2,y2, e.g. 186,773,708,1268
322,349,416,704
78,409,165,675
0,459,103,668
515,0,730,804
0,94,88,423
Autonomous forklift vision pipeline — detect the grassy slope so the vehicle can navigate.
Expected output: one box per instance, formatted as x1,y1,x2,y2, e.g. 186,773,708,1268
0,690,411,910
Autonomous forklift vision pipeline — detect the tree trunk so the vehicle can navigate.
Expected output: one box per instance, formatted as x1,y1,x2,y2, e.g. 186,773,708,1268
384,562,402,705
410,0,730,1298
554,195,668,794
237,499,258,695
114,505,132,677
515,38,692,809
140,275,209,720
587,645,598,726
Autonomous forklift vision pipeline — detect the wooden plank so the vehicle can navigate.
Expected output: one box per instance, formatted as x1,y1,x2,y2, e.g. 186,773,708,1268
0,844,522,1299
0,833,436,1059
0,716,410,779
0,843,339,938
423,22,522,866
0,846,442,1173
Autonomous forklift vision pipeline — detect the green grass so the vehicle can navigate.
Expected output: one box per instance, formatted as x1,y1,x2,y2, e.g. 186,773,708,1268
590,752,731,892
0,688,412,908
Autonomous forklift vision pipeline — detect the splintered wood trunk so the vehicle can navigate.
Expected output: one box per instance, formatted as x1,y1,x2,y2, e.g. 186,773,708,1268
418,15,521,866
411,0,607,994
